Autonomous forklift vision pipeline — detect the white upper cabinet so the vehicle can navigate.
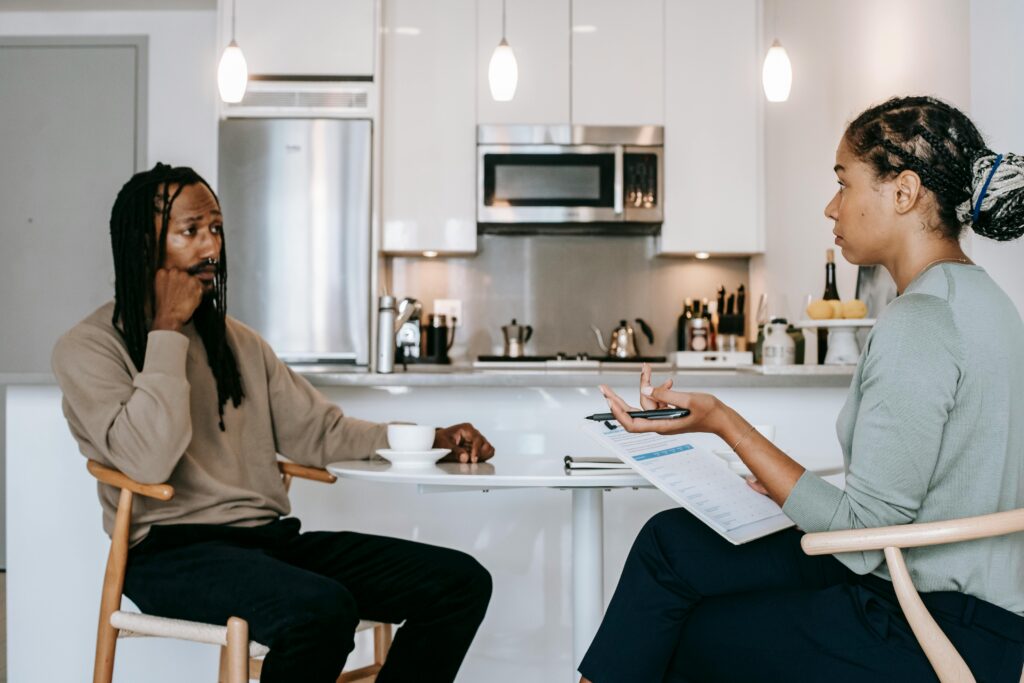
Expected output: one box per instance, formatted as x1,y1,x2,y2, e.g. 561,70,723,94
570,0,664,126
477,0,571,124
230,0,376,78
658,0,763,255
381,0,477,254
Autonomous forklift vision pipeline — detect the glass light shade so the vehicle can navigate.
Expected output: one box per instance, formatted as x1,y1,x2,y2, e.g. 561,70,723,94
761,40,792,103
217,41,248,104
488,39,518,102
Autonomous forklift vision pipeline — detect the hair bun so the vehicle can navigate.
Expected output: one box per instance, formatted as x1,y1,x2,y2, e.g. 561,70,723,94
957,151,1024,241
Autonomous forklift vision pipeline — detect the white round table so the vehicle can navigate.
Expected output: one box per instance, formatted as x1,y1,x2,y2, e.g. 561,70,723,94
327,456,649,681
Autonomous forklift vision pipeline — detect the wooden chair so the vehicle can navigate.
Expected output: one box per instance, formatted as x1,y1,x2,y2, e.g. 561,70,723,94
801,508,1024,683
88,459,393,683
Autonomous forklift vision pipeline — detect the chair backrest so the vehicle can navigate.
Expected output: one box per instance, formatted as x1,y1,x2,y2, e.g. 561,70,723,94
87,459,336,681
801,509,1024,683
88,462,335,602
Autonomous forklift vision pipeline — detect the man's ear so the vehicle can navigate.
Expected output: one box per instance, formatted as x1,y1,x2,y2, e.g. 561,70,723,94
892,170,923,215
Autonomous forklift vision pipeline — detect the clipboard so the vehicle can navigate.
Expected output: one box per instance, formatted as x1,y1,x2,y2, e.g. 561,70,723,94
583,420,793,544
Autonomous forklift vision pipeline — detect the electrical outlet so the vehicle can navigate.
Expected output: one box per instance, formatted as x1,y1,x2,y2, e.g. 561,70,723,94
433,299,463,326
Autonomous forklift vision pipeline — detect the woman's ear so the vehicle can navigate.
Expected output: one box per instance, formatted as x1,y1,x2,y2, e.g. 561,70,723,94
892,170,923,215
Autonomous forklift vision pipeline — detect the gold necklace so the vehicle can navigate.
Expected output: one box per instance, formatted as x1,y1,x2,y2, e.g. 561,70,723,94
914,256,973,280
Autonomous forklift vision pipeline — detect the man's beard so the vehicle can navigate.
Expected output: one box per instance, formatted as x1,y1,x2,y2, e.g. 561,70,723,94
192,283,226,346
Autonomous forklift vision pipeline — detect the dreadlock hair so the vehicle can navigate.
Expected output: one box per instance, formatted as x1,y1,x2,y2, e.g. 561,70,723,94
110,162,244,430
844,96,1024,242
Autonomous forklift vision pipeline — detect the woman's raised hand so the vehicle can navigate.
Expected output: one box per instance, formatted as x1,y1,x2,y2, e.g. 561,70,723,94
639,362,674,410
599,377,724,437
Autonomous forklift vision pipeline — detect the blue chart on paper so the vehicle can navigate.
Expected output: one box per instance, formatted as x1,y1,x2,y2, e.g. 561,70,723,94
632,444,694,461
584,420,794,544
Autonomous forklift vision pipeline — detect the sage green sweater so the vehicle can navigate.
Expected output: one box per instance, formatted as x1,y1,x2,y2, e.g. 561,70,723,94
52,302,389,546
783,263,1024,616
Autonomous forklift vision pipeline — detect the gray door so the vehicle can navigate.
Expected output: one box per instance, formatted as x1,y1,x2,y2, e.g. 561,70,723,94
0,36,146,573
218,118,372,364
0,38,145,373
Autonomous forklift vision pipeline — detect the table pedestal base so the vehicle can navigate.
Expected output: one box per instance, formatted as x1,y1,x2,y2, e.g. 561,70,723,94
571,488,604,682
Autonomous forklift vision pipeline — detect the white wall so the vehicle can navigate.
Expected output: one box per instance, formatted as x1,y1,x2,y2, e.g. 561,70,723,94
751,0,972,324
969,0,1024,314
0,10,219,183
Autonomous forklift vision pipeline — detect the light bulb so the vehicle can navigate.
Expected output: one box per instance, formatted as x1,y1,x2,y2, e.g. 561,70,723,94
218,41,248,104
488,39,518,102
762,40,792,103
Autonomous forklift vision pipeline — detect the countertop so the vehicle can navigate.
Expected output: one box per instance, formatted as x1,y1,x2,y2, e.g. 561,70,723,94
0,364,855,390
293,364,854,388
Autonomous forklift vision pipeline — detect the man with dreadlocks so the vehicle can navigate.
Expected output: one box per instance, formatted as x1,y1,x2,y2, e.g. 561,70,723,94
52,163,494,683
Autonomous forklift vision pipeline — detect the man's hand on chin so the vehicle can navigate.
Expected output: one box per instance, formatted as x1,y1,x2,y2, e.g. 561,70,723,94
434,423,495,464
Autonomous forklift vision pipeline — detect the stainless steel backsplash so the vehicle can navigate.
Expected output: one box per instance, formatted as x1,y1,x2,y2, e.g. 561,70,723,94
389,235,749,362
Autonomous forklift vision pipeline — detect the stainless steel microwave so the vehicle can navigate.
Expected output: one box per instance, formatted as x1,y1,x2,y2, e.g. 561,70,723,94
477,124,663,230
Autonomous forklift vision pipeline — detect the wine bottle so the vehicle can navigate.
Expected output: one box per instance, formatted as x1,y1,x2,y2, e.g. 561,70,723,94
677,298,693,351
818,248,841,364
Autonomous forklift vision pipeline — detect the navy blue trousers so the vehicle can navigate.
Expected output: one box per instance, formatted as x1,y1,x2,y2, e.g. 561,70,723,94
580,509,1024,683
123,518,492,683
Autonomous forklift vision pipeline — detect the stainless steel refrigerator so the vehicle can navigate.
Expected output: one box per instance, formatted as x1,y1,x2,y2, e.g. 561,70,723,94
218,118,372,365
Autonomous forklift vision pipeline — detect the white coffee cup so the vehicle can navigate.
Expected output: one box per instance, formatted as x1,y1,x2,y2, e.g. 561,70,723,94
387,424,436,452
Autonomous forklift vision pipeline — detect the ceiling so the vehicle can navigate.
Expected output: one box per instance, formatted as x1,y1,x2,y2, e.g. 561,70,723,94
0,0,214,10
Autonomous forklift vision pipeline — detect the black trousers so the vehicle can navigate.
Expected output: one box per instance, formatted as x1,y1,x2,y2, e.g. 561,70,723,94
123,518,492,683
579,509,1024,683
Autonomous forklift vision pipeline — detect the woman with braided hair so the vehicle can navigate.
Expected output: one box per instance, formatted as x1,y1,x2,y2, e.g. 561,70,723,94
579,96,1024,682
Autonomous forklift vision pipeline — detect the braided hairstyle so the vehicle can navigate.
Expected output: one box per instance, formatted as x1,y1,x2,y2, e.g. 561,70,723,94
110,162,244,430
844,96,1024,242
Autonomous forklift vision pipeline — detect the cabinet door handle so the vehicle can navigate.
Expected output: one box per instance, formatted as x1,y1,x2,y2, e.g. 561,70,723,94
613,146,624,215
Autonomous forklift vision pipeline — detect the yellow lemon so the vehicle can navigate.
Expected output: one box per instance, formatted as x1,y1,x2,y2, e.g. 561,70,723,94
806,299,834,320
842,299,868,319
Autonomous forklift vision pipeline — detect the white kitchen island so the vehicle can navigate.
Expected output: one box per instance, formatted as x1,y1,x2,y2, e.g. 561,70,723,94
5,368,851,683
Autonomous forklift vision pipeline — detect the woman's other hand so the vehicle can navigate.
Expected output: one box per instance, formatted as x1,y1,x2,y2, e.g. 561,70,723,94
745,477,769,495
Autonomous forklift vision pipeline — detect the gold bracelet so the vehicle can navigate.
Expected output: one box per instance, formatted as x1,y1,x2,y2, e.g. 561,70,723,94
731,424,757,452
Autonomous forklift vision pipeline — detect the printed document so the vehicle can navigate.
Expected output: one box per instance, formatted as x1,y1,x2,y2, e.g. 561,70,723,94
584,421,793,544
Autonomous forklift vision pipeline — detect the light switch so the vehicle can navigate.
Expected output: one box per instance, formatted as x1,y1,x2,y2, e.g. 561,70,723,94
434,299,462,326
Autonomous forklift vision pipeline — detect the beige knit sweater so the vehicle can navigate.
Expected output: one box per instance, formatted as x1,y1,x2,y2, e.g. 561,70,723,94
52,301,388,546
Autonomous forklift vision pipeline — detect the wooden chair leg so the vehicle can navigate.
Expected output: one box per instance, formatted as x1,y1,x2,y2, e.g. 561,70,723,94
337,623,393,682
248,656,263,681
219,647,229,683
93,619,118,683
374,623,392,665
225,617,249,683
94,488,133,683
218,645,229,683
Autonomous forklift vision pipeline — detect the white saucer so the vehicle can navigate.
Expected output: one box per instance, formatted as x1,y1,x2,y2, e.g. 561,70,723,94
376,448,451,467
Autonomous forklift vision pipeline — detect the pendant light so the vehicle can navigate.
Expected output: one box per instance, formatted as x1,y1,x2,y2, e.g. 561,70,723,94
762,39,792,102
488,0,518,102
218,0,248,104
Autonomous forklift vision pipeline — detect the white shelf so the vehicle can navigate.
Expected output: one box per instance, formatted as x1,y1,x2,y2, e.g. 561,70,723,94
794,318,876,329
736,364,856,376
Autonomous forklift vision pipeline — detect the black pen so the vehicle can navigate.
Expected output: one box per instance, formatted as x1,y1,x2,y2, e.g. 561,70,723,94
585,408,690,421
